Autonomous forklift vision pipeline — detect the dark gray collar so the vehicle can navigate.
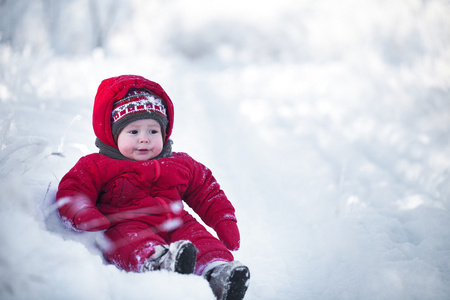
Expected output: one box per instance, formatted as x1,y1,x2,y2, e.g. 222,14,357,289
95,138,173,160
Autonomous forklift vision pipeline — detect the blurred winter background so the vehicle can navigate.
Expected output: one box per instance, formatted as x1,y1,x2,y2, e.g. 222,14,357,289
1,0,450,299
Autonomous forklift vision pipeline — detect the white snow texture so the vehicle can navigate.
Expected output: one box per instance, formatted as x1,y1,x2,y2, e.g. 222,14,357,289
1,0,450,299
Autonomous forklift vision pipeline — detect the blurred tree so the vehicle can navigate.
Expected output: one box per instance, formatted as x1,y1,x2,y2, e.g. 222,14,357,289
0,0,130,55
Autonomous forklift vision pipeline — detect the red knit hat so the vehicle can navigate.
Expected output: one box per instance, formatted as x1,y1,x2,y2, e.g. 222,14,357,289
111,89,169,141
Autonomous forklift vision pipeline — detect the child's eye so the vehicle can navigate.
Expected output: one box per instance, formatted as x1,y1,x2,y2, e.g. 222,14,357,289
129,130,138,134
150,130,158,134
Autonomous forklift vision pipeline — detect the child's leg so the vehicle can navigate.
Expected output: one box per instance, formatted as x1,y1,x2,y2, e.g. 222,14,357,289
102,221,166,272
169,214,234,275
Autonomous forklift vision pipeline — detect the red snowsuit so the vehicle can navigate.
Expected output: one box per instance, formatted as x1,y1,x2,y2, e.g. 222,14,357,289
56,75,237,274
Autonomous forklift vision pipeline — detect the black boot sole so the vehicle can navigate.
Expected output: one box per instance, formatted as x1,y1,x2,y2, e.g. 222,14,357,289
223,265,250,300
174,242,197,274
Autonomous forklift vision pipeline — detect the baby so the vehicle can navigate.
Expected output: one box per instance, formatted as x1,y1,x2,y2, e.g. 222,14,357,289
56,75,250,300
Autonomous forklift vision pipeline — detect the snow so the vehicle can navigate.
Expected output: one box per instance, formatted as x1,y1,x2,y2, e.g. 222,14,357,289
1,0,450,299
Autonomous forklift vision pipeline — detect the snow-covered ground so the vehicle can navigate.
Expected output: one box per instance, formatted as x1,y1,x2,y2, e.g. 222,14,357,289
1,0,450,299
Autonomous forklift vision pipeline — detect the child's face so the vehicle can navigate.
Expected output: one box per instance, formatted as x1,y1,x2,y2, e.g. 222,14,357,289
117,119,164,161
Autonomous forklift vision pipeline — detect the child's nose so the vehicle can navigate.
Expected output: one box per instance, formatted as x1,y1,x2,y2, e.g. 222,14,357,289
139,134,150,143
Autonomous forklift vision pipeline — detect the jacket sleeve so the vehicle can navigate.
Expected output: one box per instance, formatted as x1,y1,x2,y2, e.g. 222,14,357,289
56,155,109,231
182,155,237,229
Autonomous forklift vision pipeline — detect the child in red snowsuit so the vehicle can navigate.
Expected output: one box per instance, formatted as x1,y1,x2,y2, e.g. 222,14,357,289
56,75,250,300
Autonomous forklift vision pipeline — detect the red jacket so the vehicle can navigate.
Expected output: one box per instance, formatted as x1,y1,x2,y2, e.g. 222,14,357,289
56,151,236,230
56,75,237,233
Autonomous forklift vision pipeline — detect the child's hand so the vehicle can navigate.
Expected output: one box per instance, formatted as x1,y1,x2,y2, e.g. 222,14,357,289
73,207,111,231
215,220,240,251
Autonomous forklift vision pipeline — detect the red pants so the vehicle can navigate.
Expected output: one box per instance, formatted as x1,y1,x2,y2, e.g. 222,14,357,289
102,213,234,275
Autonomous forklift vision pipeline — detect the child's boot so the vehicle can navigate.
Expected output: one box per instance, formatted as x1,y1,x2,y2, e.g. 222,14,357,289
143,240,197,274
204,261,250,300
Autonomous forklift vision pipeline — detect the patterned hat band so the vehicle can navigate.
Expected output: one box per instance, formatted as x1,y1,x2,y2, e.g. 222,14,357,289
111,90,167,123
